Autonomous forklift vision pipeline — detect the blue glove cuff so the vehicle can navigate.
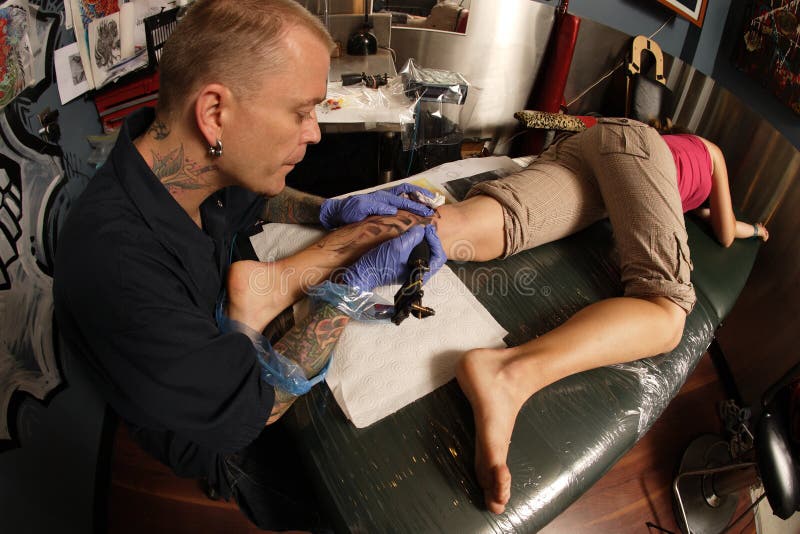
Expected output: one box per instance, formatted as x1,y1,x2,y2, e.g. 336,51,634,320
215,296,329,396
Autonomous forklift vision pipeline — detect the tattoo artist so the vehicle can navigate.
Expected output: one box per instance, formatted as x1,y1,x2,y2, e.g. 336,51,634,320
53,1,445,531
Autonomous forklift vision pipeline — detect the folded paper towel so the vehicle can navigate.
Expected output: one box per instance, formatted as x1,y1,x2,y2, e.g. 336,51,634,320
250,223,508,428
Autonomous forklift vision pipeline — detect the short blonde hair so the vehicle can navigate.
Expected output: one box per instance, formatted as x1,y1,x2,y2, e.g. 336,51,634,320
157,0,333,116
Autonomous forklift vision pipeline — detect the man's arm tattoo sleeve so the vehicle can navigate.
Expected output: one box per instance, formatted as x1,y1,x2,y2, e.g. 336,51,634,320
267,304,350,422
263,187,325,224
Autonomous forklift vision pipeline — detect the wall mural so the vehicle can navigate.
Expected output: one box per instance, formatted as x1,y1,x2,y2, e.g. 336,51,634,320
734,0,800,115
0,0,96,442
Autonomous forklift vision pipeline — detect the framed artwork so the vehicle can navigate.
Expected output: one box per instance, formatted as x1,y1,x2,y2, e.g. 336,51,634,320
733,0,800,116
654,0,708,27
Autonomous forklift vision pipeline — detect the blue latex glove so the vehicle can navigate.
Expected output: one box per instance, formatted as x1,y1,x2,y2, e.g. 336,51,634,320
342,224,447,292
319,184,436,229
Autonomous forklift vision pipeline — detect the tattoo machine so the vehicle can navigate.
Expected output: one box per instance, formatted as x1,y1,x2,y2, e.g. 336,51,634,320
390,187,445,325
341,72,390,89
391,238,435,325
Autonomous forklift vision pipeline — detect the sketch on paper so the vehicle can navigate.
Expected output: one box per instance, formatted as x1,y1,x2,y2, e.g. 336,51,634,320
93,17,119,69
69,52,84,83
54,41,89,105
87,12,120,88
68,0,120,89
0,0,34,110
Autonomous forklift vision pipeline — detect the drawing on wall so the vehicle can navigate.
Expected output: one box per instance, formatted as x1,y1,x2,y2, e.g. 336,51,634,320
0,0,35,110
0,4,67,441
87,12,119,87
734,0,800,115
68,0,120,89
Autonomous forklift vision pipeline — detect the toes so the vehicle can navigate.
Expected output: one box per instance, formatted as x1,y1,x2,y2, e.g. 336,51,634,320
484,464,512,514
494,464,512,506
485,493,506,514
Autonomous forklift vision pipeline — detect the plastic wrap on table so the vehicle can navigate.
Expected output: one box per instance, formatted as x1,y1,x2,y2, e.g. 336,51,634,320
397,58,475,151
284,219,726,532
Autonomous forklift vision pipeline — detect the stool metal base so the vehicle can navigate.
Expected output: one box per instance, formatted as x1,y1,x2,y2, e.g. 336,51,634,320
672,434,752,534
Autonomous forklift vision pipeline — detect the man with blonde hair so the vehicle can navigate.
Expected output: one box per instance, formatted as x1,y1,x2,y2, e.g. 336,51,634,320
54,0,437,529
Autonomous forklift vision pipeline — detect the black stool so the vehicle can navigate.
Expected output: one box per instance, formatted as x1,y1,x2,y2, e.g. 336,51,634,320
672,363,800,533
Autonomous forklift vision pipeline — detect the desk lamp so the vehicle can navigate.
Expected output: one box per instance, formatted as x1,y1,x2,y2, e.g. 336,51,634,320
347,0,377,55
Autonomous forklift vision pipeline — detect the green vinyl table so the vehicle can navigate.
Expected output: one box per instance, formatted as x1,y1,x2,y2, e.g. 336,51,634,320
280,215,760,533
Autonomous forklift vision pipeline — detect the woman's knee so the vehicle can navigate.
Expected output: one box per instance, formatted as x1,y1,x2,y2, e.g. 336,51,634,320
435,196,506,261
646,296,687,351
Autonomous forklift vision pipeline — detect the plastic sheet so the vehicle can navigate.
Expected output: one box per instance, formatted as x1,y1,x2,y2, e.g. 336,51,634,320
397,59,472,151
307,280,393,322
282,216,759,532
216,282,391,396
216,298,328,396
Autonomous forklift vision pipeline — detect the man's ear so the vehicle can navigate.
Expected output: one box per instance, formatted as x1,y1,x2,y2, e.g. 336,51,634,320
195,83,233,148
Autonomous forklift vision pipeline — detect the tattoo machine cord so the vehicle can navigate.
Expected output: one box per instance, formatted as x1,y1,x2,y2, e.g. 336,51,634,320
391,239,435,325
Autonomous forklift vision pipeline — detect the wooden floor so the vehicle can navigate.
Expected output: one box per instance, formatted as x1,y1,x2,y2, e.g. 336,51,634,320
108,352,757,533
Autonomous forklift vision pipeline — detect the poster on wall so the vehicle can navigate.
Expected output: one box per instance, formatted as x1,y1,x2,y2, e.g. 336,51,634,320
733,0,800,116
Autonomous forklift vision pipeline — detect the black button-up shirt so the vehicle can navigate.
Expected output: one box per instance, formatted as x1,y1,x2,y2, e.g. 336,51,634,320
54,108,273,494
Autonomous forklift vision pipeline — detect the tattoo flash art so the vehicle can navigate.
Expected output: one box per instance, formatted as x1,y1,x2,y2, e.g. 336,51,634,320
0,1,35,109
92,18,119,69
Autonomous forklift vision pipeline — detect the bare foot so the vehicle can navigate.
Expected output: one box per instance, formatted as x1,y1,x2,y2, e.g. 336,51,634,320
456,347,527,514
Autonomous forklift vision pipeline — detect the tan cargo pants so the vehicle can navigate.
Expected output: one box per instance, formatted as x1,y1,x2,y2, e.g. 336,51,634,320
467,117,695,312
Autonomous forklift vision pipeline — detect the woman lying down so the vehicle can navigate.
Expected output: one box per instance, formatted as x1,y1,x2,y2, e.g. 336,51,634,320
226,117,768,514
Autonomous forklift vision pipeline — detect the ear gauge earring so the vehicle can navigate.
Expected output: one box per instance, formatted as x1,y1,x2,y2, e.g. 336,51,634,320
208,138,223,158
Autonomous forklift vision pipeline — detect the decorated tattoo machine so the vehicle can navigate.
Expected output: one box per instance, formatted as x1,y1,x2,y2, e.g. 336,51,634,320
391,189,446,325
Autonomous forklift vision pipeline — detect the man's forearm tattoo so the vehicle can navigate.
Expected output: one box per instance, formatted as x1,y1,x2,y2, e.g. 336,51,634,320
263,187,324,224
315,212,433,254
268,304,350,421
151,144,217,193
274,304,348,375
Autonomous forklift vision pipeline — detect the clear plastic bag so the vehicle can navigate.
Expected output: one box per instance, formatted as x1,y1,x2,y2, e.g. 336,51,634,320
307,280,393,321
397,59,471,150
215,282,391,396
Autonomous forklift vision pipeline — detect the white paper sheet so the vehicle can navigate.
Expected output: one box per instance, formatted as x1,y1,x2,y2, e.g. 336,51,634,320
54,42,90,105
119,2,135,59
250,223,508,428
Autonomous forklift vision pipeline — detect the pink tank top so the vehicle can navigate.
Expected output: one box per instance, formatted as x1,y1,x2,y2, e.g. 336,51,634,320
663,134,713,212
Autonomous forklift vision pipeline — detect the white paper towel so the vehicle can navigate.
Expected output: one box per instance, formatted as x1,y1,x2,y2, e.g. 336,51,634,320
250,223,508,428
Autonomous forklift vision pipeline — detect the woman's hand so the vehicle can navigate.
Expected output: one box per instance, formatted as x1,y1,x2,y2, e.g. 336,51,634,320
754,222,770,242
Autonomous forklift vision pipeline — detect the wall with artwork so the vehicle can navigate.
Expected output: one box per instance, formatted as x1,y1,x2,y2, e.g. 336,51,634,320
0,1,113,532
533,0,799,147
732,0,799,117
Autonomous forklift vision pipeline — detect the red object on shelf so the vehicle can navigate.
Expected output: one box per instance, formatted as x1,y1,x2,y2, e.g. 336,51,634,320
93,71,161,132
